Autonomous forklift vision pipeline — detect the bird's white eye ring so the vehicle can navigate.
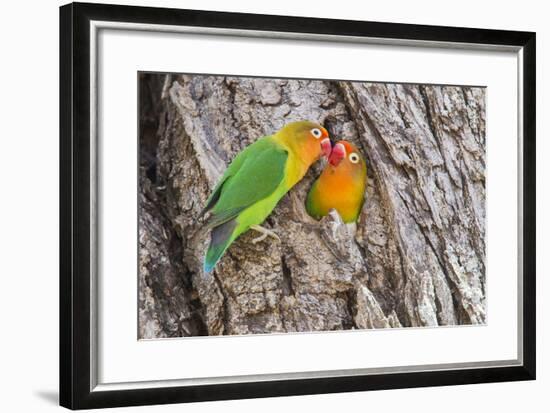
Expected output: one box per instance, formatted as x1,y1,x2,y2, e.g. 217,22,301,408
349,153,360,163
310,128,322,139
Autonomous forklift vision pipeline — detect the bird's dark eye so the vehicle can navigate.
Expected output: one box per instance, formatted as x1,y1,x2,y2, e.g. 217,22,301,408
349,153,360,163
310,128,322,139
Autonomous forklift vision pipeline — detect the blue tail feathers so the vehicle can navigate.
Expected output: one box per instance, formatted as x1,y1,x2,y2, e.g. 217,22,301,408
203,219,237,273
203,261,216,273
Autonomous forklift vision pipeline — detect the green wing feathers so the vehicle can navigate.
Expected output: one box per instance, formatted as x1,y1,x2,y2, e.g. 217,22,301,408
203,136,288,272
200,141,253,217
305,181,321,220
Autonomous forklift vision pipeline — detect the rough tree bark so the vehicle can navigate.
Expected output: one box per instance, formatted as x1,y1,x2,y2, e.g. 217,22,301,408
138,73,486,338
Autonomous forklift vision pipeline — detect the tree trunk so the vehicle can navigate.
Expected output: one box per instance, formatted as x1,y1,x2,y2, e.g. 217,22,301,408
138,73,486,338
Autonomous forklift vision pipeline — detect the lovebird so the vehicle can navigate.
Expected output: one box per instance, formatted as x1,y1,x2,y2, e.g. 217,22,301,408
201,121,332,272
306,140,367,223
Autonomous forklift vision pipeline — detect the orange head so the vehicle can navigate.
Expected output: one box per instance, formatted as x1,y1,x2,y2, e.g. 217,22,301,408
327,140,366,178
275,121,332,166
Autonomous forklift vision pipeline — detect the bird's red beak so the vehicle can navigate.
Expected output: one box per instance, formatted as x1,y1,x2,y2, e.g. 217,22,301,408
329,142,346,166
320,137,332,159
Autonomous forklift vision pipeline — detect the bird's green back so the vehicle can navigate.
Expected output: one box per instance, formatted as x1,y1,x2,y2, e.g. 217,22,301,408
203,136,288,227
203,136,289,272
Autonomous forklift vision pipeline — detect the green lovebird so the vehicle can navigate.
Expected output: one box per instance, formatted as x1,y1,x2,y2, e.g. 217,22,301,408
306,140,367,223
201,121,332,272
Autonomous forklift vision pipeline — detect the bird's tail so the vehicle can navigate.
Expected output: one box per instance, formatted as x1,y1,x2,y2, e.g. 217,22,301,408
204,219,238,273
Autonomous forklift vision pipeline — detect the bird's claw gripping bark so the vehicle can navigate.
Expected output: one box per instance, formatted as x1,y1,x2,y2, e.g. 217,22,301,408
250,225,281,244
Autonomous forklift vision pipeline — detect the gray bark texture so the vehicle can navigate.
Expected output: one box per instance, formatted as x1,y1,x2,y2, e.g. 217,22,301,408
138,73,486,338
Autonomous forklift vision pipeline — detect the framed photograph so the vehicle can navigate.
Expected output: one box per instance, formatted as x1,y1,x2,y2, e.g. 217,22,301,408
60,2,536,409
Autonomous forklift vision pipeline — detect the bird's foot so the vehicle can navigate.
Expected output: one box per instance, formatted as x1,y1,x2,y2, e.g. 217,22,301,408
250,225,280,244
328,209,343,238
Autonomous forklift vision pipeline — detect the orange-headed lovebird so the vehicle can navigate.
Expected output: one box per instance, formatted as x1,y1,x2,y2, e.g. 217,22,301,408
306,140,367,223
202,121,332,272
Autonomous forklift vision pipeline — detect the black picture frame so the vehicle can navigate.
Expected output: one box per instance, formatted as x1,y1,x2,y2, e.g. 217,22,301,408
60,2,536,409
